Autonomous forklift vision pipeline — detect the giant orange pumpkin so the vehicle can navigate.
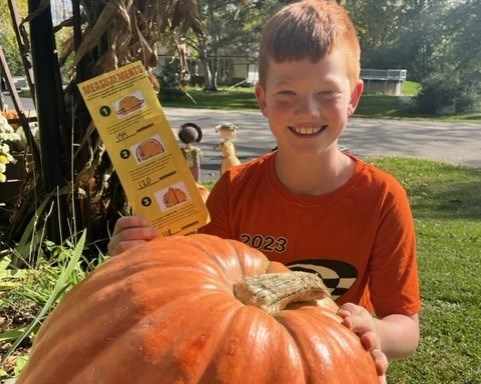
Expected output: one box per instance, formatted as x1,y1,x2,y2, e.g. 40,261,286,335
17,234,379,384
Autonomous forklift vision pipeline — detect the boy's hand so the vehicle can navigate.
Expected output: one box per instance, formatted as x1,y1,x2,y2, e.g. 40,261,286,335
338,303,388,380
107,216,158,256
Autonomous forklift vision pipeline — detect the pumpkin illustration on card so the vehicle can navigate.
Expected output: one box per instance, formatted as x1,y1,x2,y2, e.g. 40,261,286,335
135,135,165,162
115,91,145,116
155,182,190,210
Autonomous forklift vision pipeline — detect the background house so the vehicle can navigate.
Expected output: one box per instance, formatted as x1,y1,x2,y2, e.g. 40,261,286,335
155,44,405,94
360,69,407,96
155,48,258,88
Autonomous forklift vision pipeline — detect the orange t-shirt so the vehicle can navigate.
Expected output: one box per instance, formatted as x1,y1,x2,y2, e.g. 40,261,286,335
200,152,421,318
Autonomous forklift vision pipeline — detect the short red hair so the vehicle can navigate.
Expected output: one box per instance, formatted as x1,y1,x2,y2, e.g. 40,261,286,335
258,0,361,89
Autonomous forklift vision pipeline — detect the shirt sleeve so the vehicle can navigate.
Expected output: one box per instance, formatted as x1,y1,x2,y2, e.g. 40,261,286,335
366,182,421,318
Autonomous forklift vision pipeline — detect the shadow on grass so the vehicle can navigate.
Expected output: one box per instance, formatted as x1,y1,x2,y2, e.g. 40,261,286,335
368,157,481,221
410,179,481,220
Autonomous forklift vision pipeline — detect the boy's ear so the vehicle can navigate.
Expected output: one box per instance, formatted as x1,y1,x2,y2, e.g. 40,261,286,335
255,83,268,117
348,79,364,116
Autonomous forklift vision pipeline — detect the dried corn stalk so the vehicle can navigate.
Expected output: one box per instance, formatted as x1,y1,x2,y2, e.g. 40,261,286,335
10,0,204,250
69,0,204,247
64,0,202,74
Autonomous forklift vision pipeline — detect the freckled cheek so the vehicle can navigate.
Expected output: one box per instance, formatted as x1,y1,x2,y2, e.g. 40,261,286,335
268,100,295,114
322,101,348,119
265,103,292,133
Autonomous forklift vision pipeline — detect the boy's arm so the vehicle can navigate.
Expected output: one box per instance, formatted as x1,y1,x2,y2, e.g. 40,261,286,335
339,303,420,360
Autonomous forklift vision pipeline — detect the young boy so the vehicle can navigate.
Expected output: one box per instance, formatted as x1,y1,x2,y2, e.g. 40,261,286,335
108,0,420,374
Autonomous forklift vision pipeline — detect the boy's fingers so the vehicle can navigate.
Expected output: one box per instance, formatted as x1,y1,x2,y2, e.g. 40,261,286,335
108,227,157,255
371,348,389,377
113,216,147,233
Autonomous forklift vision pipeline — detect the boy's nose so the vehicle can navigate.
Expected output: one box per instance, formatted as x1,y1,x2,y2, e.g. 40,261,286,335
294,95,321,117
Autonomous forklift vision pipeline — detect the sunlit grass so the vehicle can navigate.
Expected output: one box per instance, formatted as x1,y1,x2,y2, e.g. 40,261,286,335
159,85,481,122
367,157,481,384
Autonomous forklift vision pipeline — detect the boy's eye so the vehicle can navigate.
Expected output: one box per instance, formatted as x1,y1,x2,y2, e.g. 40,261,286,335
278,90,295,96
318,90,341,99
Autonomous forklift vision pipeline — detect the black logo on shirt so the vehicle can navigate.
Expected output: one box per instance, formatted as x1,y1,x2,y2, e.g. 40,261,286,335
287,259,357,300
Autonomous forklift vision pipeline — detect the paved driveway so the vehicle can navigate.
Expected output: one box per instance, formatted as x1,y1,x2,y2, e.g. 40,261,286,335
5,94,480,181
163,107,481,181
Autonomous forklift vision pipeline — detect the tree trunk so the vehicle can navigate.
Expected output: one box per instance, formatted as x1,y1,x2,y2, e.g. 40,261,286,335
208,55,218,91
198,37,217,91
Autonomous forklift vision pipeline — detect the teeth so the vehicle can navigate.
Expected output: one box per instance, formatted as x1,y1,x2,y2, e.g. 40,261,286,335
291,126,323,135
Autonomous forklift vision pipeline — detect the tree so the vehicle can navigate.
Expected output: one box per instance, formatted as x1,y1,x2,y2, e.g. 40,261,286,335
444,0,481,74
0,0,28,75
186,0,287,90
414,0,481,113
343,0,481,114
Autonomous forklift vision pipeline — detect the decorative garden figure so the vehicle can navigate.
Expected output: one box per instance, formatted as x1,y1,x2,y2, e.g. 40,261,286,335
178,122,203,182
214,122,241,175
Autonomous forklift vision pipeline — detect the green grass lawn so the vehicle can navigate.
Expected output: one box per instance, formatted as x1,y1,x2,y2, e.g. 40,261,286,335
367,158,481,383
160,86,261,111
402,81,422,96
160,85,481,121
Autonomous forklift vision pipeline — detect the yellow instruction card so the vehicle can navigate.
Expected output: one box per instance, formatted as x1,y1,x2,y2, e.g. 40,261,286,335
78,61,209,236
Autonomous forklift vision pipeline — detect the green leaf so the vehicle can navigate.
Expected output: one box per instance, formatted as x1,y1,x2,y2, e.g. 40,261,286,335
0,328,28,342
0,231,87,367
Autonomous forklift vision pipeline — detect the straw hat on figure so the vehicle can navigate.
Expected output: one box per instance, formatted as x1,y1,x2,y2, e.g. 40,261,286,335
214,122,241,174
178,122,203,181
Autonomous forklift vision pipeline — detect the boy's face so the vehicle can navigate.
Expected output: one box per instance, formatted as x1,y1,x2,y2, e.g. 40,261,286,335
255,50,363,157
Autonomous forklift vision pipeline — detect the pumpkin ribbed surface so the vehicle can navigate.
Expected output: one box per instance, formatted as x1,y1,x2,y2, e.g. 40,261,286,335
17,234,379,384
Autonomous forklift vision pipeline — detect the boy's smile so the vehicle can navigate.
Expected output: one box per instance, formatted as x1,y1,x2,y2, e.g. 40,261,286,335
255,51,363,157
288,125,329,136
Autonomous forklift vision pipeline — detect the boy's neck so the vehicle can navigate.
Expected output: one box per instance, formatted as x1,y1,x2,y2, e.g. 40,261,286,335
274,149,355,196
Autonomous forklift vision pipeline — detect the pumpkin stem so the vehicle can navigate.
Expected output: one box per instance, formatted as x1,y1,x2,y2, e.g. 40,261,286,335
233,272,331,314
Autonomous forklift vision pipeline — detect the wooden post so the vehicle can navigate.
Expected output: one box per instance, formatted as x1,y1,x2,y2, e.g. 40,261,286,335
28,0,69,243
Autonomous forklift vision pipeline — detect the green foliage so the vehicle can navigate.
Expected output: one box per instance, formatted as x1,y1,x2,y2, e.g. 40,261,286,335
415,69,457,115
455,79,481,114
157,62,185,101
187,0,286,88
0,231,108,379
355,95,415,118
195,0,284,58
416,66,481,115
0,0,27,76
344,0,481,120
